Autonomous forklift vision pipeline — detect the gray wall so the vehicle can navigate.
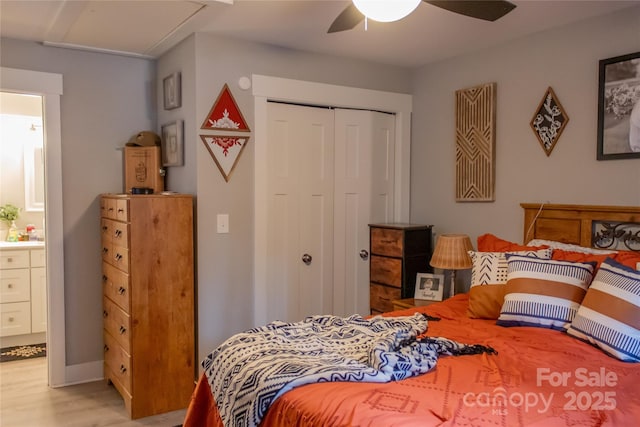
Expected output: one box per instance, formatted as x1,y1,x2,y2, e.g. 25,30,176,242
1,38,156,365
410,5,640,270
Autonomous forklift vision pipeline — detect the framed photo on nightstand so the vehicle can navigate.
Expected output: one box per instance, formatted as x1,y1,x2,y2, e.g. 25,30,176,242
414,273,445,301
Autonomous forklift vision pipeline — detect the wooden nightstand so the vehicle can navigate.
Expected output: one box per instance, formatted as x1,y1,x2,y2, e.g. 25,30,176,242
392,298,441,311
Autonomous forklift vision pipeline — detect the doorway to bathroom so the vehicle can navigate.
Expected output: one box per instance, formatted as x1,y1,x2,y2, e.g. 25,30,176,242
0,67,65,387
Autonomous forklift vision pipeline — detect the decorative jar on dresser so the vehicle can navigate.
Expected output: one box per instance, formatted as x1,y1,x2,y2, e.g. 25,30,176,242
100,193,194,419
368,223,433,315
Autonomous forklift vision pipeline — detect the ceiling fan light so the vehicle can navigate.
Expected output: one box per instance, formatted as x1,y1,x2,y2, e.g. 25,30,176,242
352,0,421,23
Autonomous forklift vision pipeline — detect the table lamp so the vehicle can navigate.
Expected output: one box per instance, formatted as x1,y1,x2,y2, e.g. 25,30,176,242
429,234,473,299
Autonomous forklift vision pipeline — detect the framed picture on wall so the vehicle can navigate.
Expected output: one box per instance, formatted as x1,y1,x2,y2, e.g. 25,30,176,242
161,120,184,166
163,72,181,110
414,273,445,301
597,51,640,160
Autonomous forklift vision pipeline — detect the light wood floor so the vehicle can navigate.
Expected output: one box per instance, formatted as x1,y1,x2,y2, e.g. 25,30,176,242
0,357,186,426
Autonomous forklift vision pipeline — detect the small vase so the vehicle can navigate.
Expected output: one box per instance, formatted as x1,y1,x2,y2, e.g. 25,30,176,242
7,220,19,242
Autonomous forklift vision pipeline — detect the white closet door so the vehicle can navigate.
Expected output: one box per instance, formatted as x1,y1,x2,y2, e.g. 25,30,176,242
333,109,395,316
266,102,335,322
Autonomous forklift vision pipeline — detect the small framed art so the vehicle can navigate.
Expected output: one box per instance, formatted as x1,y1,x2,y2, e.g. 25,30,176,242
414,273,445,301
161,120,184,166
163,72,181,110
597,51,640,160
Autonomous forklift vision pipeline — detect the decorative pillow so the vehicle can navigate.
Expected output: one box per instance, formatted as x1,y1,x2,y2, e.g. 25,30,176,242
567,258,640,362
466,248,553,319
551,249,611,269
478,234,548,252
613,250,640,270
497,255,596,330
527,239,617,255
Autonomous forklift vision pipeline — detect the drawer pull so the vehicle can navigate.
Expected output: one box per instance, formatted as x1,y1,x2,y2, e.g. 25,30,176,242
115,253,123,261
117,208,124,213
119,365,127,374
103,310,108,318
7,257,12,263
101,225,108,232
104,344,110,352
8,316,14,322
102,247,109,254
7,283,13,289
102,275,108,282
381,239,396,244
118,286,126,295
119,325,127,335
114,229,122,237
108,207,114,212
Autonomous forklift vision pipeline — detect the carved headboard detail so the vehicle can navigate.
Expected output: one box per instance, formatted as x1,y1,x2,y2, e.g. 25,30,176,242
521,203,640,252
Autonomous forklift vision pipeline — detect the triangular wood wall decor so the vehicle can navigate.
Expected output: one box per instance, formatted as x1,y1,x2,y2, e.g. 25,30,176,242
200,135,250,182
200,83,250,132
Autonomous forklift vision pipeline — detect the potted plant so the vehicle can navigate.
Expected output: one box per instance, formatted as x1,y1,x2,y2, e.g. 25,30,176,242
0,204,21,242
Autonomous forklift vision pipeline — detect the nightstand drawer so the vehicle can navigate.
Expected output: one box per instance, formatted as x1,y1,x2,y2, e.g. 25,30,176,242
392,298,440,311
370,283,401,314
370,255,401,288
370,228,404,257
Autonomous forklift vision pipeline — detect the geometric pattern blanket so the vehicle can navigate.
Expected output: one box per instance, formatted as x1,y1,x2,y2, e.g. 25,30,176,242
202,313,495,427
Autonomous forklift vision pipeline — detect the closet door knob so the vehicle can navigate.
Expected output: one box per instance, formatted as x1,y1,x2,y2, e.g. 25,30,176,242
359,250,369,260
301,254,312,265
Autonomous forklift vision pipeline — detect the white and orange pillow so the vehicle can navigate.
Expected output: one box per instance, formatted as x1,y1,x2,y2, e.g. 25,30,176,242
496,255,596,330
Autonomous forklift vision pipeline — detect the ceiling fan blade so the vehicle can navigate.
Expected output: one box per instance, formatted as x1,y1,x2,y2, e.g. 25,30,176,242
328,3,365,33
425,0,516,22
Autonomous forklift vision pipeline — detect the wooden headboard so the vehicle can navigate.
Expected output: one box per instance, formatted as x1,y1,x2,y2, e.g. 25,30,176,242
521,203,640,252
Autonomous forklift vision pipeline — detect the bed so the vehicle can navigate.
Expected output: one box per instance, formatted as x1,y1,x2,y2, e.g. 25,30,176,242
184,203,640,427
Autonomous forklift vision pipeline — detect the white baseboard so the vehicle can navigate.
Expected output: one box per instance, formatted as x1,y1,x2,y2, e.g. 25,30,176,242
60,360,104,387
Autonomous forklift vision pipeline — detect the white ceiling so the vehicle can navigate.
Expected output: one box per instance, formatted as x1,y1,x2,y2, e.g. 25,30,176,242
1,0,637,68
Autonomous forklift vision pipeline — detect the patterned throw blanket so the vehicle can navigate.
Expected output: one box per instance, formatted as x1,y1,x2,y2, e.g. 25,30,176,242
202,313,494,427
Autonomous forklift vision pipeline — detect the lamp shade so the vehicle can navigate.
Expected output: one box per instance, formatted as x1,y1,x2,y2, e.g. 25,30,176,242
430,234,473,270
352,0,421,23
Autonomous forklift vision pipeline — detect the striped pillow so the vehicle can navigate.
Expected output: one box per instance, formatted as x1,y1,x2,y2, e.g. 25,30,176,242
497,255,596,330
467,249,552,319
567,258,640,362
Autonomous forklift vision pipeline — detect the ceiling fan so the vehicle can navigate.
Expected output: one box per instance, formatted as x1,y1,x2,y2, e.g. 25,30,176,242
328,0,517,33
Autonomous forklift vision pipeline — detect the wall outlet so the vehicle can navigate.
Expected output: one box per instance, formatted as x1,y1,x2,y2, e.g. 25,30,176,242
217,214,229,233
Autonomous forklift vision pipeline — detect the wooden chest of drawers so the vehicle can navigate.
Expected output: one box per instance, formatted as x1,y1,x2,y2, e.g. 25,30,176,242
369,224,433,315
100,193,194,419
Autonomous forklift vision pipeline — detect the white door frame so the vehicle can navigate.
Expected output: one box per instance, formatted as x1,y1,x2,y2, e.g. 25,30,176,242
0,67,66,387
252,75,412,326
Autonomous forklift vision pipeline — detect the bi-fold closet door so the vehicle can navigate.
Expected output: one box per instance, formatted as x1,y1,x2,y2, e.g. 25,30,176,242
266,101,394,323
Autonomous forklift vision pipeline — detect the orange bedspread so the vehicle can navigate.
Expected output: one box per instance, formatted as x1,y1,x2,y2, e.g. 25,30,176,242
184,294,640,427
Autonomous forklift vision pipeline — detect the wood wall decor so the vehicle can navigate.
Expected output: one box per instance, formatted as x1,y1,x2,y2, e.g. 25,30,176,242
200,135,249,182
201,83,250,131
530,87,569,156
455,82,496,202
